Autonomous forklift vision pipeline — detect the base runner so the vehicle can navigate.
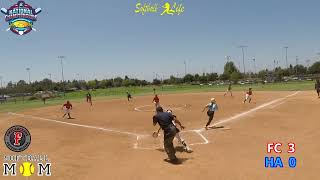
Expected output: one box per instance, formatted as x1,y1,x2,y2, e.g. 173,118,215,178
202,98,219,130
166,109,192,153
243,88,253,103
62,101,73,119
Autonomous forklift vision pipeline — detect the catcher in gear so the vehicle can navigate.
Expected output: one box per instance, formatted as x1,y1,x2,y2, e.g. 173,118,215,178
166,109,192,153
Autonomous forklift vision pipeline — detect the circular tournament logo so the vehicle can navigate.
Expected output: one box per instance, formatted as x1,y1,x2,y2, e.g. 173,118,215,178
0,1,42,35
4,125,31,152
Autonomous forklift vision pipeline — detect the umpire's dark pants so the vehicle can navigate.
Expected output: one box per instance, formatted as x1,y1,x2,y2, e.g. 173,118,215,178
164,125,177,160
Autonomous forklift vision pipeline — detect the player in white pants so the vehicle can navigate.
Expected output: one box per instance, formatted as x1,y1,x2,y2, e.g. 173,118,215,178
166,109,192,153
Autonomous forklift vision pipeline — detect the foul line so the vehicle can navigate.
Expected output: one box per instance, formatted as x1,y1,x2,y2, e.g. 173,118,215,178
7,112,142,137
186,91,300,131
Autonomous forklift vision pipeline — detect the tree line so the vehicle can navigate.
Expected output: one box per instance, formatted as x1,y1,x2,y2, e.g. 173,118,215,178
1,61,320,95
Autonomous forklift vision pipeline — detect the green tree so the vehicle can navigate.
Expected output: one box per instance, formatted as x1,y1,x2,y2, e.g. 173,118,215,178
219,73,229,81
152,79,161,85
207,73,218,82
230,71,241,83
183,74,194,83
222,61,240,80
309,61,320,74
224,62,239,75
87,80,97,89
293,65,307,75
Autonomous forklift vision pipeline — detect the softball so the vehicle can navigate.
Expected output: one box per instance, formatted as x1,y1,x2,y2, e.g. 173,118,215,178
20,162,35,177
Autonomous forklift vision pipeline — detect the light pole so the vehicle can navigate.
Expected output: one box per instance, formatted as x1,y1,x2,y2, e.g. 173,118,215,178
0,76,2,99
283,46,288,68
26,68,31,84
0,76,2,88
58,56,66,97
295,56,299,75
183,60,187,76
238,45,248,78
48,73,52,91
0,76,3,98
252,57,256,75
76,73,80,81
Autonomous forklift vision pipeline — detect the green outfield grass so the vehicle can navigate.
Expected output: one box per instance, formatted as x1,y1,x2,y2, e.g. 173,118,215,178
0,81,315,113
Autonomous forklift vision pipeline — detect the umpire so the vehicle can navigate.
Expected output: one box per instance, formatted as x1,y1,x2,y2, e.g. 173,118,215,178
153,106,182,164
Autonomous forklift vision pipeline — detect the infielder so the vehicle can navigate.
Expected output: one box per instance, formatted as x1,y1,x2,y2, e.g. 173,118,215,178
86,92,92,106
126,91,133,101
153,106,184,164
202,98,219,130
243,88,253,103
166,109,192,153
62,101,73,119
224,83,233,97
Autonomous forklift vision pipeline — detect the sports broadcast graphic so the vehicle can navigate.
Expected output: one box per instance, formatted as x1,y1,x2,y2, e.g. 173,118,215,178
1,0,41,35
0,0,319,180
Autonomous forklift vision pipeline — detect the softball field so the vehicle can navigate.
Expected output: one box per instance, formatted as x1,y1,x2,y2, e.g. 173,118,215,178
0,91,319,180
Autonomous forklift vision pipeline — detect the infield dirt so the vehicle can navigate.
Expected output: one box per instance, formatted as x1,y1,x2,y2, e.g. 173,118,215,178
0,91,319,180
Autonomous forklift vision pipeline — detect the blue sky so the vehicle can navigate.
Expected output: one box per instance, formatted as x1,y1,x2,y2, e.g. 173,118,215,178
1,0,320,84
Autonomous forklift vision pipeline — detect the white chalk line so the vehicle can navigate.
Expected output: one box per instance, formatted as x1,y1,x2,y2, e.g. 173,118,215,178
7,91,299,150
134,104,187,112
7,112,142,137
204,91,300,129
189,130,209,146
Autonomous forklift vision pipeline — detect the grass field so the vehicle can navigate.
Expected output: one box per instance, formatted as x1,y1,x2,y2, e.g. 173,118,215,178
0,81,316,112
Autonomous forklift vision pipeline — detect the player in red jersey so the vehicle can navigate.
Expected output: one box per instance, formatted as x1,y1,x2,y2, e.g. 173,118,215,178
243,88,253,103
62,101,73,119
152,94,160,108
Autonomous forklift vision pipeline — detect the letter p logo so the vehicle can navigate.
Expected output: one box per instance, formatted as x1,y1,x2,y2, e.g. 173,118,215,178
14,132,23,146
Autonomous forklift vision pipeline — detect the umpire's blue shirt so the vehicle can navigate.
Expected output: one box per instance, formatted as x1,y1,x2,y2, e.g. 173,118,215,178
153,112,175,131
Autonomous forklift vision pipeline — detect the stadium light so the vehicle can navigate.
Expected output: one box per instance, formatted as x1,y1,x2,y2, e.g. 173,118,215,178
26,67,31,84
252,57,256,74
295,56,299,75
58,56,66,97
184,61,186,75
283,46,288,68
237,45,248,78
0,76,2,88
